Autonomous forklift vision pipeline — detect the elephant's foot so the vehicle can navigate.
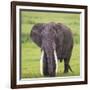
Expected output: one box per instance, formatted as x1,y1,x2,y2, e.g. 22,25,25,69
64,64,69,73
48,72,56,77
43,70,56,77
43,70,49,76
43,68,56,77
64,70,68,73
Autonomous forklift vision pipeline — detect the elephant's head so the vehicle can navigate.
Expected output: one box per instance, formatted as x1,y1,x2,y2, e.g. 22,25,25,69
30,22,58,77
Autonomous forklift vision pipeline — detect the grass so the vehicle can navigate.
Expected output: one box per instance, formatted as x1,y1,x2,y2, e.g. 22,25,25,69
20,11,80,78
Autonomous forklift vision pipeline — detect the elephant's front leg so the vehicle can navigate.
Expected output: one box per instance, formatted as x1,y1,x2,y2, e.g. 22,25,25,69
43,52,49,76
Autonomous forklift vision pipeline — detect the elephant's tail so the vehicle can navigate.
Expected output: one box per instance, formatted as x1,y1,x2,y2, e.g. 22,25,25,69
68,65,73,72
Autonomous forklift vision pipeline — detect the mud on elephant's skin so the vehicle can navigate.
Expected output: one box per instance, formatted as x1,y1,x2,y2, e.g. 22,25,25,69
30,22,73,77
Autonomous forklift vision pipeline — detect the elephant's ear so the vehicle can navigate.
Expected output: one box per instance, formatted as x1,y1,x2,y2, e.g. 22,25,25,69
30,23,45,47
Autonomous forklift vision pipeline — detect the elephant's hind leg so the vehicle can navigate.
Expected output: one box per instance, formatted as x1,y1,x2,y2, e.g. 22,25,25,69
64,54,72,73
64,58,69,73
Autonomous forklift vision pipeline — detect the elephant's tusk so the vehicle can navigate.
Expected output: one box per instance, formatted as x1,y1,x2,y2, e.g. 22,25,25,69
54,50,58,74
40,51,44,76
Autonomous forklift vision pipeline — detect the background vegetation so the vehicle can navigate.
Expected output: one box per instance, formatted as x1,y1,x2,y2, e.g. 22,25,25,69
20,11,80,78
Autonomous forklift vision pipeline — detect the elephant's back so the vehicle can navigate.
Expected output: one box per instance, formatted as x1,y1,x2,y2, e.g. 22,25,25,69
56,23,73,60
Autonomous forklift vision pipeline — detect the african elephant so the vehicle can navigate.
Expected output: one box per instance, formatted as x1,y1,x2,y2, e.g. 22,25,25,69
30,22,73,77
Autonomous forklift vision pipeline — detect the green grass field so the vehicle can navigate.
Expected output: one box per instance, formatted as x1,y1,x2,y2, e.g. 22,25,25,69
21,11,80,78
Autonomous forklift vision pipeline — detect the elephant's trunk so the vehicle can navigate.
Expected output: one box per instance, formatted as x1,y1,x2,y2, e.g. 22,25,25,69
40,49,58,76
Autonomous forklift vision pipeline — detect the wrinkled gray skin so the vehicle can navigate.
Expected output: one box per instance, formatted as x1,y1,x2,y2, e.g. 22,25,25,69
30,22,73,77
